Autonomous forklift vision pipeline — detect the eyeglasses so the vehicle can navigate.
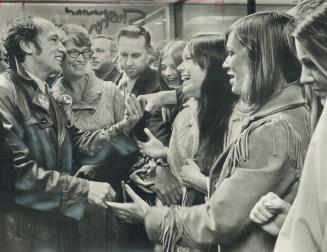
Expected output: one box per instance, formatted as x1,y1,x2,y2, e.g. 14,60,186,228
66,49,92,59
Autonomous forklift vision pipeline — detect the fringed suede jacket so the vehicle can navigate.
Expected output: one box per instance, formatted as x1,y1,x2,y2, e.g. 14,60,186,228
144,83,311,252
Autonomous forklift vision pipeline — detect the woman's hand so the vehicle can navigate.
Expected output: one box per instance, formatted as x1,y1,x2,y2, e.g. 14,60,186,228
106,184,149,224
180,159,208,194
138,90,177,113
250,192,291,236
120,94,144,133
137,128,168,158
155,166,183,206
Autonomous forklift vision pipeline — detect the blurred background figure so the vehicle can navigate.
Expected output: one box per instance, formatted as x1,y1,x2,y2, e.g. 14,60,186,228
0,41,8,73
90,35,121,84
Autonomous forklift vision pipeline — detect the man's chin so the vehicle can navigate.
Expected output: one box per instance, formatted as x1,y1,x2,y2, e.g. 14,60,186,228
125,71,138,79
50,67,62,75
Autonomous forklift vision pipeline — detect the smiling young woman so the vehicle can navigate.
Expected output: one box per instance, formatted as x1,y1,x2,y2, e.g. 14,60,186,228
107,12,311,252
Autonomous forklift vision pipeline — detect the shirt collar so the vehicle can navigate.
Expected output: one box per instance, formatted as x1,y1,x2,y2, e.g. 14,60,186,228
118,72,137,97
25,70,46,94
16,61,46,94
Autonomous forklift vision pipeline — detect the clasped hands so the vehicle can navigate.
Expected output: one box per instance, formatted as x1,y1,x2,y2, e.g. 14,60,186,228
119,94,145,134
106,183,150,224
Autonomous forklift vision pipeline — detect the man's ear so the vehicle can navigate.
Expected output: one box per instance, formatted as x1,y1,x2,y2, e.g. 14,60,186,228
147,46,154,56
146,46,154,64
19,40,34,55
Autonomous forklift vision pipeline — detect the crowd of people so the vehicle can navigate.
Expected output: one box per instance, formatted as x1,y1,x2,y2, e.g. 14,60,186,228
0,0,327,251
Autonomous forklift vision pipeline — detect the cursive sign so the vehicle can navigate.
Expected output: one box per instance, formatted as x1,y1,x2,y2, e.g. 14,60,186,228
64,7,146,34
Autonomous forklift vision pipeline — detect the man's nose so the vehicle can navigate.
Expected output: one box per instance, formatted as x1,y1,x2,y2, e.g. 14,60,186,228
126,56,133,66
58,41,66,53
177,62,184,73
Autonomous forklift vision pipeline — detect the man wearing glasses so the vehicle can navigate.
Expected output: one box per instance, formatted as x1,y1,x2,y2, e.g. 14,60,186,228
0,18,123,252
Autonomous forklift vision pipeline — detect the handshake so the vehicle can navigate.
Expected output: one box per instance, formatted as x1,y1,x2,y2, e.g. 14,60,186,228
87,181,116,209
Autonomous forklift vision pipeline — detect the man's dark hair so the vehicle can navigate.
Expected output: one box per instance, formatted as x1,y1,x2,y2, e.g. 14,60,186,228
117,25,151,48
93,35,114,42
4,16,43,69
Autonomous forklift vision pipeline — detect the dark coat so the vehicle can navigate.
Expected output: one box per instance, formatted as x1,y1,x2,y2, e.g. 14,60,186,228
100,65,122,85
126,67,170,145
0,69,116,252
0,115,14,202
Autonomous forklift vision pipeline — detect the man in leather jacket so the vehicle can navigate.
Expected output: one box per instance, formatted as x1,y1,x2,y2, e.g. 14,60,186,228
0,17,117,252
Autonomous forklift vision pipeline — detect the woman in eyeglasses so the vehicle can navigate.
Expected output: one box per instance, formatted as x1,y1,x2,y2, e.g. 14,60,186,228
52,24,140,136
51,24,142,252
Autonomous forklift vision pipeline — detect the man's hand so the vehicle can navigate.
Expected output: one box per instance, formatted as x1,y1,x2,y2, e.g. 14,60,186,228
106,184,149,224
88,181,116,208
250,192,291,236
120,94,144,133
155,166,182,206
137,128,168,158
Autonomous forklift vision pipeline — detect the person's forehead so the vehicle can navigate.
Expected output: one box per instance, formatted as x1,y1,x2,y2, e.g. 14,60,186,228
39,23,62,39
161,54,175,63
226,32,236,47
296,39,327,76
64,40,88,49
226,31,244,51
118,36,147,49
92,38,112,49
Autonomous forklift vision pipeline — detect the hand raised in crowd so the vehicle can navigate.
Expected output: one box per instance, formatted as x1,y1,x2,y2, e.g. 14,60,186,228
88,181,116,209
138,90,177,113
120,94,144,133
137,93,161,113
137,128,168,158
106,183,149,224
180,159,208,195
155,166,183,206
250,192,291,236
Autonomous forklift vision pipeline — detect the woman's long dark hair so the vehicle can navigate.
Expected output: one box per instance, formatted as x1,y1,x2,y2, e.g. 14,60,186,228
188,34,238,164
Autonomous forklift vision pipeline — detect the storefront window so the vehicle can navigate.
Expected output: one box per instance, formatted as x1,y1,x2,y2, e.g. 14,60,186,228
182,3,247,40
0,2,170,50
